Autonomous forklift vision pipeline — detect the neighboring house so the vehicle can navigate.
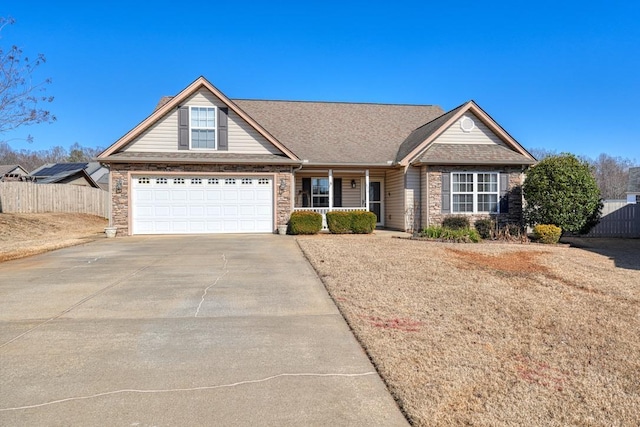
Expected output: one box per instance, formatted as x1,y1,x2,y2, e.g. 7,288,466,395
29,162,107,189
0,165,29,181
627,167,640,204
97,76,536,236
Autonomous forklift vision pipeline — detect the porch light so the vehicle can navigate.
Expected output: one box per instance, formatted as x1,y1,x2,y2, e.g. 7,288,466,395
279,178,287,193
351,179,357,189
115,178,123,193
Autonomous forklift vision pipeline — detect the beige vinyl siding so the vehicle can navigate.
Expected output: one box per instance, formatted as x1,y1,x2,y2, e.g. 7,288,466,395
434,113,507,147
123,88,282,155
405,166,421,231
385,169,405,230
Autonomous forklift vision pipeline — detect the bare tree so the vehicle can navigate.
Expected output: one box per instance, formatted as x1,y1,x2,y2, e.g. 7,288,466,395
528,147,558,160
0,16,55,141
590,153,636,200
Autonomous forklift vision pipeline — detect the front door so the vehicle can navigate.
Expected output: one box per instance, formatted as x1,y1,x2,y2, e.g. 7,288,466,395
368,180,384,226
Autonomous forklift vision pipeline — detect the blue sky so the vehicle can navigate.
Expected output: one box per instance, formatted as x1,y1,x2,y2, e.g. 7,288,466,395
2,1,639,163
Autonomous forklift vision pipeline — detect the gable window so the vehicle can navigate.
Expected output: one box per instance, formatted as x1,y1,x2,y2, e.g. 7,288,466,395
451,172,499,213
190,106,216,149
312,178,329,207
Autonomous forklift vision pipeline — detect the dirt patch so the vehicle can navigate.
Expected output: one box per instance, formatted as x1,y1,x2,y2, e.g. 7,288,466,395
0,213,107,262
297,235,640,426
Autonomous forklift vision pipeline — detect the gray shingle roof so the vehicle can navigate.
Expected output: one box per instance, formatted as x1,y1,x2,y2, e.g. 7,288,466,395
233,100,444,164
417,143,536,165
628,167,640,193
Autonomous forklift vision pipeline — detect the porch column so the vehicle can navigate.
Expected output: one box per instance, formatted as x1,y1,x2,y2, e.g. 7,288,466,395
365,169,370,211
328,169,333,210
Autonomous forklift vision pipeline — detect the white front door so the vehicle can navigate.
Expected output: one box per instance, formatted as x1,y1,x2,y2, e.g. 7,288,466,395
368,180,384,226
131,175,273,234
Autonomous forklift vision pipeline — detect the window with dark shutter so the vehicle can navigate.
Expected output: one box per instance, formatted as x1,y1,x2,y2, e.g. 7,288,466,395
178,107,189,150
333,178,342,207
499,173,509,213
218,107,228,151
441,173,451,214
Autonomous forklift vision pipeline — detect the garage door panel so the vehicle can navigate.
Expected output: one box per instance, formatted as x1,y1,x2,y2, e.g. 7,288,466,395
132,176,273,234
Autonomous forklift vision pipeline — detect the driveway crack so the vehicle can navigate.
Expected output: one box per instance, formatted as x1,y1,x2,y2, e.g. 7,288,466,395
194,254,228,317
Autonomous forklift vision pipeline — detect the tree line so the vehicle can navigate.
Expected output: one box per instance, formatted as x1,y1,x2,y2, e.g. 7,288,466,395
0,142,103,172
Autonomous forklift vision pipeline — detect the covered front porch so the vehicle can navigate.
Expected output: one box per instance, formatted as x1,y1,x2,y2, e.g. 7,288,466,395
292,168,384,230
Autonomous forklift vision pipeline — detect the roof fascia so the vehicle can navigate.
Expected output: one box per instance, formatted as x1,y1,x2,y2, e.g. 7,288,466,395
415,159,536,166
399,100,537,166
98,76,299,160
98,156,301,166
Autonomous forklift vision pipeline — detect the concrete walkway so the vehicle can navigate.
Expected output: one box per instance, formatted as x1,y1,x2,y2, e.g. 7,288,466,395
0,235,407,426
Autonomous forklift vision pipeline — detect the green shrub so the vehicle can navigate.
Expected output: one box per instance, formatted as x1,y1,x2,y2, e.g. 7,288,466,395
442,215,470,230
533,224,562,244
326,211,377,234
326,211,352,234
474,218,494,239
288,211,322,235
420,226,480,243
351,211,377,234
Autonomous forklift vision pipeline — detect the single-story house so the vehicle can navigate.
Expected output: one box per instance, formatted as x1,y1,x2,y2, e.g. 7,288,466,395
97,76,536,236
627,167,640,204
0,165,29,181
29,162,107,189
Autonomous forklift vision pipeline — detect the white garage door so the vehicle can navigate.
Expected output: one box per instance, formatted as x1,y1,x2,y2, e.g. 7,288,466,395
132,176,273,234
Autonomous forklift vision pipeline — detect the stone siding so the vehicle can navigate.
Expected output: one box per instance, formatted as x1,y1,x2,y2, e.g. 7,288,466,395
109,163,292,236
421,165,525,229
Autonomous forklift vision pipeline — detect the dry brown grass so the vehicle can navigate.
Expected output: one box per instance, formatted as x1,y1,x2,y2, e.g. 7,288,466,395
297,235,640,426
0,213,107,262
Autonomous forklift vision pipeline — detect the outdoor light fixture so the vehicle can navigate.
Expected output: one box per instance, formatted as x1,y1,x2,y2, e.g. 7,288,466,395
115,179,123,193
279,178,287,193
351,179,357,189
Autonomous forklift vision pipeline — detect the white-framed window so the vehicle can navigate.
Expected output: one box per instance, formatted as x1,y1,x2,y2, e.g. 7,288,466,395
138,177,150,184
208,178,219,185
190,106,216,149
312,177,329,207
191,178,202,185
157,177,168,184
241,178,252,185
451,172,499,213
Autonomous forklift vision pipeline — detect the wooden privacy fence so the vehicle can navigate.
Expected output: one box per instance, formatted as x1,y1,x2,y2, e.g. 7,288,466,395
586,200,640,238
0,182,109,217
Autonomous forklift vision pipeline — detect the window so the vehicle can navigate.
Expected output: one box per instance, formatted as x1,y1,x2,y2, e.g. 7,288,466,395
138,177,150,184
157,177,168,184
174,178,185,184
451,172,499,213
190,106,216,149
311,178,329,207
191,178,202,184
258,178,269,185
208,178,219,185
241,178,252,185
225,178,236,185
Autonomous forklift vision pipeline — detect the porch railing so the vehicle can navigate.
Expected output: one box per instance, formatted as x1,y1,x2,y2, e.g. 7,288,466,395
293,207,368,230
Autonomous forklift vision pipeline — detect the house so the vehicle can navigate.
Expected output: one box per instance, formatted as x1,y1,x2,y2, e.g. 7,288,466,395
627,167,640,204
0,165,29,181
97,76,536,236
29,162,108,189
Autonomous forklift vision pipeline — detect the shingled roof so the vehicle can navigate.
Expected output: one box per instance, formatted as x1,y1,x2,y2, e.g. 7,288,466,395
417,143,536,165
233,100,444,164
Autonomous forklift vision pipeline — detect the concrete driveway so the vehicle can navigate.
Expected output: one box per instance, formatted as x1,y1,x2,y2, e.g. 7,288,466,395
0,235,407,426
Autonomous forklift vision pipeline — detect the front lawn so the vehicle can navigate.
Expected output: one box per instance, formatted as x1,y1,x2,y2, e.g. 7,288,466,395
297,235,640,426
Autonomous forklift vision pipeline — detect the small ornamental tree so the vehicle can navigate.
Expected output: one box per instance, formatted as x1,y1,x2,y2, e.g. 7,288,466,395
523,154,603,234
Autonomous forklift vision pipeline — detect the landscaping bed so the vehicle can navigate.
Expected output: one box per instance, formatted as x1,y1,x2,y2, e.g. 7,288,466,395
297,234,640,426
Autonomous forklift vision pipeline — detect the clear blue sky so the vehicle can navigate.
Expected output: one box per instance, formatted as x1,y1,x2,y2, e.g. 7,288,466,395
2,1,639,163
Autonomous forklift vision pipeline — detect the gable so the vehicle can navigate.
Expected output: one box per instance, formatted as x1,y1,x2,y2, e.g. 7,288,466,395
122,88,284,156
433,113,508,147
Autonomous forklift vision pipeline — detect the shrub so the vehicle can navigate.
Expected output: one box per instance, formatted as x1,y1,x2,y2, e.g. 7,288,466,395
523,154,602,234
288,211,322,235
326,211,351,234
326,211,377,234
474,218,494,239
533,224,562,244
351,211,377,234
442,215,470,230
420,226,480,243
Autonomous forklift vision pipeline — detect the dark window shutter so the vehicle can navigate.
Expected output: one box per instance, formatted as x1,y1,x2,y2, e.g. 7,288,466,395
333,178,342,207
218,107,228,151
302,178,311,207
499,173,509,213
178,107,189,150
441,172,451,213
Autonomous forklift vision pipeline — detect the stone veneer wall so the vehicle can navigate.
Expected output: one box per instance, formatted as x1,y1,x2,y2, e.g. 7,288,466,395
109,163,293,236
421,165,525,229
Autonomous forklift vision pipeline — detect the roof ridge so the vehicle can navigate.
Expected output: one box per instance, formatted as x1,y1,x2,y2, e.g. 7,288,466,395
233,98,439,107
